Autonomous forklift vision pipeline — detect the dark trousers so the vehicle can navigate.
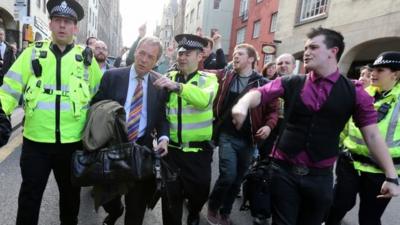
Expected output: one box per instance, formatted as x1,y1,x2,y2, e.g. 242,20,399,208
325,155,391,225
102,179,156,225
208,132,255,215
161,146,213,225
16,138,81,225
270,162,333,225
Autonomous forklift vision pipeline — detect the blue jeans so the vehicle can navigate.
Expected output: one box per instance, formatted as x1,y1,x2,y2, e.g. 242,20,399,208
208,132,255,215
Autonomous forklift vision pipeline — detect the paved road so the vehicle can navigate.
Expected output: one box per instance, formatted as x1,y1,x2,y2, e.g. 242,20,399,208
0,129,399,224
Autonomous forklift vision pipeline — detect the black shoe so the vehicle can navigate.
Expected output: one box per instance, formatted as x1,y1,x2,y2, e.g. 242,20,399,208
103,207,124,225
187,213,200,225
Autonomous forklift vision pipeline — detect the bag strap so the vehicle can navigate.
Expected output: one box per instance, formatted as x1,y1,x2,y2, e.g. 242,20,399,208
271,76,306,157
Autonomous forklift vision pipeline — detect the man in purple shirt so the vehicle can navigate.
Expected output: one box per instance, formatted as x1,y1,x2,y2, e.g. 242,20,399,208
231,27,400,225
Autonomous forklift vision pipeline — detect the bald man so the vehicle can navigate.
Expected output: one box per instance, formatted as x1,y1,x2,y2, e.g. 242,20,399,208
94,40,112,74
276,53,296,76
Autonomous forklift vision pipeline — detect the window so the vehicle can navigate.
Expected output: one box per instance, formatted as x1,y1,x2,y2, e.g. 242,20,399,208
236,27,246,44
214,0,221,9
270,12,277,32
252,20,261,38
197,1,201,19
299,0,328,22
36,0,40,8
239,0,249,20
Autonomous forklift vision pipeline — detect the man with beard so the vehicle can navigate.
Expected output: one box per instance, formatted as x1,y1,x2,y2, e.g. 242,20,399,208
207,43,279,225
94,40,112,74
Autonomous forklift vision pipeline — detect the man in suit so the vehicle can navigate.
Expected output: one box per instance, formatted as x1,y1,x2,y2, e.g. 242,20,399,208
0,27,16,85
91,36,169,225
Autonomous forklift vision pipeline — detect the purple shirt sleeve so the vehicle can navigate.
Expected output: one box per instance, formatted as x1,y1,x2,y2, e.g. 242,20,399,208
257,77,284,105
352,81,377,128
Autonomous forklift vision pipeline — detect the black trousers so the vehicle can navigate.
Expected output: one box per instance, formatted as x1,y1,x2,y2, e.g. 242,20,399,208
270,162,333,225
325,155,391,225
102,179,156,225
161,146,213,225
16,138,81,225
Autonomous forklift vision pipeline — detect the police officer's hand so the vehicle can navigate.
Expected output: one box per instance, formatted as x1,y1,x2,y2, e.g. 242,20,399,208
153,76,180,92
255,126,271,140
378,181,400,198
0,107,11,148
232,103,248,130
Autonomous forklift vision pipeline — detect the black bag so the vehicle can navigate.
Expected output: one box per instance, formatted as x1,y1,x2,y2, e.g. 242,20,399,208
241,158,272,219
71,142,155,187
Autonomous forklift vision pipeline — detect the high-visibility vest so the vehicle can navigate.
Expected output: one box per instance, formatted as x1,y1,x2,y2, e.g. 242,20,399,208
344,85,400,174
167,70,218,152
0,40,103,143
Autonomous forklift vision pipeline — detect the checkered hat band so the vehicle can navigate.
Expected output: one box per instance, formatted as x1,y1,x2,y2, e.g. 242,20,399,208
374,59,400,65
178,39,203,49
51,5,78,18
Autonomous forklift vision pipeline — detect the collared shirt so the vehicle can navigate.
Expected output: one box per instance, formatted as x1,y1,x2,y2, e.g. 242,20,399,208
257,69,377,167
0,42,5,59
124,65,149,139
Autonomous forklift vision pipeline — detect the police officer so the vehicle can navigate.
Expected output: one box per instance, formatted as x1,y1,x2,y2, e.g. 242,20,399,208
0,1,102,224
326,52,400,225
153,34,219,225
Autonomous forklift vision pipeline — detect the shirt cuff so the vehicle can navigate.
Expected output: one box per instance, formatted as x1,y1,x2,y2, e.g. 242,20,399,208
158,136,169,143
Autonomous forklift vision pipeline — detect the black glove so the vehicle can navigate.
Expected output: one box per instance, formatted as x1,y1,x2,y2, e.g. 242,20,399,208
0,107,11,147
82,47,93,66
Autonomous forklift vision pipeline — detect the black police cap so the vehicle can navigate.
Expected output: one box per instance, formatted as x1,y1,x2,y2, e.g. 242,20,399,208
175,34,208,52
371,51,400,71
46,0,84,21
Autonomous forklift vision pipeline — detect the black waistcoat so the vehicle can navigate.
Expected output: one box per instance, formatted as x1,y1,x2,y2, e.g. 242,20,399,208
277,74,355,162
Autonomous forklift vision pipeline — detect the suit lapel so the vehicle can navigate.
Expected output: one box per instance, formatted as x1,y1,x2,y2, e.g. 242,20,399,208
146,74,156,133
119,68,130,105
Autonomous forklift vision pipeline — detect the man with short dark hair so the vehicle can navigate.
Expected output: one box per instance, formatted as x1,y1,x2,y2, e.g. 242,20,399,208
86,36,97,49
231,27,400,225
154,33,219,225
202,30,227,70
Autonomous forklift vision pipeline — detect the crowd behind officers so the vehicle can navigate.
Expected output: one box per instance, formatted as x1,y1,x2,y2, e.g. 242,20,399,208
0,2,399,225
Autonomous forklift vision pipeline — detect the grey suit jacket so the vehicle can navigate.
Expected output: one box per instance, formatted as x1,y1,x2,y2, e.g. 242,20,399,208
91,66,169,147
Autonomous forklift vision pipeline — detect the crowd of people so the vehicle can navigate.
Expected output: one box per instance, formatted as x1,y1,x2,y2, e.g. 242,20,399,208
0,1,399,225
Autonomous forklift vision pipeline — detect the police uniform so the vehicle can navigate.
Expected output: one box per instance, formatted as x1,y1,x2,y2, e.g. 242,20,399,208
0,1,102,224
161,34,219,225
326,52,400,225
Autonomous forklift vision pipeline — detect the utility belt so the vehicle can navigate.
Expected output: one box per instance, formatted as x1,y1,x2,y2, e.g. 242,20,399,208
341,149,400,166
272,159,333,176
168,140,212,151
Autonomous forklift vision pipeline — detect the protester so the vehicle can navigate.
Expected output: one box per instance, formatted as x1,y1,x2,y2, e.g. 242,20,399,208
94,40,112,73
262,62,277,80
231,27,400,225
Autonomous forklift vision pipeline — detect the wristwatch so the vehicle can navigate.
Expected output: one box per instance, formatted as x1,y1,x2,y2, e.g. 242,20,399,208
385,177,399,185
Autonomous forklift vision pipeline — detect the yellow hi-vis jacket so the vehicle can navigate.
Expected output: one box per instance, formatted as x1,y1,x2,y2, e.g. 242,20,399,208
167,70,218,152
0,40,102,143
343,84,400,174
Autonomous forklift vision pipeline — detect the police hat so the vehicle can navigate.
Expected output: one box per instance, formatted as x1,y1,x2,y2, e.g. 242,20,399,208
371,51,400,71
175,34,208,52
46,0,84,22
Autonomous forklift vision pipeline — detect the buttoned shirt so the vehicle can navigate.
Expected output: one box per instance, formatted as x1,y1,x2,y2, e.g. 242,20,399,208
257,69,377,167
